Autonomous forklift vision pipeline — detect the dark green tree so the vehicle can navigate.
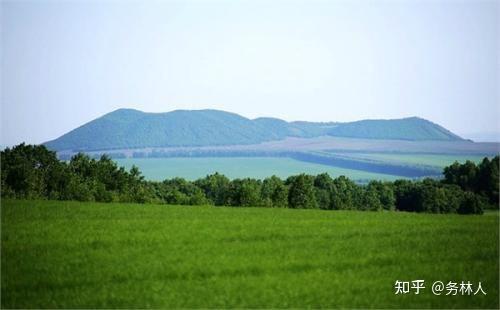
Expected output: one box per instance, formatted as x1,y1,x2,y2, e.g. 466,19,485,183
194,172,231,205
367,180,395,210
229,178,262,207
476,157,499,206
261,176,288,208
458,191,485,215
314,173,334,209
287,174,317,209
331,176,359,210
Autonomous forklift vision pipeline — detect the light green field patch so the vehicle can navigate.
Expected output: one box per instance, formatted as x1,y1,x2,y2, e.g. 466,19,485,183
114,157,401,181
2,200,498,308
327,153,490,168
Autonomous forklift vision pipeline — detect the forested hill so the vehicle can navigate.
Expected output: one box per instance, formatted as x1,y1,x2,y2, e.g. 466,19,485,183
44,109,464,152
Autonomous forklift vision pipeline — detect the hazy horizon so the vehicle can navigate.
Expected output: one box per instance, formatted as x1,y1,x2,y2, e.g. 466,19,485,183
2,0,499,145
2,105,500,145
5,106,500,145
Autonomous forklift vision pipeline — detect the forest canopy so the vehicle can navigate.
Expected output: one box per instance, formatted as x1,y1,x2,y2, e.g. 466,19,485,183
1,143,498,215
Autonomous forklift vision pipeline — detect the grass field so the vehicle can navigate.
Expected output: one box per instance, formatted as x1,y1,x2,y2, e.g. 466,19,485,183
114,157,400,181
327,153,490,168
2,200,498,308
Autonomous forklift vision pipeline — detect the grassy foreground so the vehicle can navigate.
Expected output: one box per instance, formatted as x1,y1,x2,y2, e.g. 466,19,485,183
1,200,498,308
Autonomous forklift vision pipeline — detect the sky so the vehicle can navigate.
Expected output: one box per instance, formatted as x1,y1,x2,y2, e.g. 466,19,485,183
1,0,499,145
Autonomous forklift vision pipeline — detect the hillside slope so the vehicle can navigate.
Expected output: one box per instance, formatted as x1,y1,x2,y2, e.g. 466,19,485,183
44,109,463,151
328,117,463,141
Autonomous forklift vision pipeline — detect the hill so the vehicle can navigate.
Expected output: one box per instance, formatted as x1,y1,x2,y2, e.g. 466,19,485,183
44,109,463,151
327,117,463,141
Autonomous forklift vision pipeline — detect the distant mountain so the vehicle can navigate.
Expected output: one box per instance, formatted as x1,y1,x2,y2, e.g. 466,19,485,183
44,109,463,151
327,117,463,141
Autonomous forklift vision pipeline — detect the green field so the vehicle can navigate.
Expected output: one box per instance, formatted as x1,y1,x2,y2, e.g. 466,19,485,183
114,157,400,181
2,200,498,308
329,153,490,168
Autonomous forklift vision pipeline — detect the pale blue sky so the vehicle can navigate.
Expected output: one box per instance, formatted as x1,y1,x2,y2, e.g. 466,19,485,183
1,0,499,145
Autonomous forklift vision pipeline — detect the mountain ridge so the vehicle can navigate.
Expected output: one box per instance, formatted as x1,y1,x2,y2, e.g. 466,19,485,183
44,108,464,152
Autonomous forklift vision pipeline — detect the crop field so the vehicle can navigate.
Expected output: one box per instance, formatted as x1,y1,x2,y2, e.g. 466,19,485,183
323,153,490,168
2,200,498,308
114,157,400,181
113,153,492,181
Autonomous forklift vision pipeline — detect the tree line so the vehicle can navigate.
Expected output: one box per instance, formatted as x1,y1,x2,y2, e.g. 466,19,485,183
1,144,498,214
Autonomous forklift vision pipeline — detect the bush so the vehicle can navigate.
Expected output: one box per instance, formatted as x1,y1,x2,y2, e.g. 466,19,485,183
458,192,485,215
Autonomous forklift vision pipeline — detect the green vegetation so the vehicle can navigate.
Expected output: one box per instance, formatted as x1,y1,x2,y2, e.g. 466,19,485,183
2,200,498,308
443,158,499,206
44,109,462,152
327,117,462,141
1,144,147,203
293,151,443,177
115,153,494,180
114,157,400,181
327,153,489,168
2,144,498,214
45,109,279,151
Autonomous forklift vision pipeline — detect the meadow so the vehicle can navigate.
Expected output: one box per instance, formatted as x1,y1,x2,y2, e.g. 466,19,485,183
2,200,498,308
114,157,400,181
325,153,489,168
114,154,489,181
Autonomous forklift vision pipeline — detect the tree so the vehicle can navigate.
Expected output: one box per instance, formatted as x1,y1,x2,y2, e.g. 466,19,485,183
261,176,288,208
45,161,72,200
1,143,63,198
443,160,478,192
367,180,395,211
442,156,499,209
361,186,383,211
394,180,422,212
69,153,96,180
156,177,208,205
477,157,499,206
440,184,463,213
229,178,262,207
65,174,95,201
420,182,447,213
314,173,333,209
287,174,317,209
458,192,485,215
194,173,230,205
331,176,358,210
